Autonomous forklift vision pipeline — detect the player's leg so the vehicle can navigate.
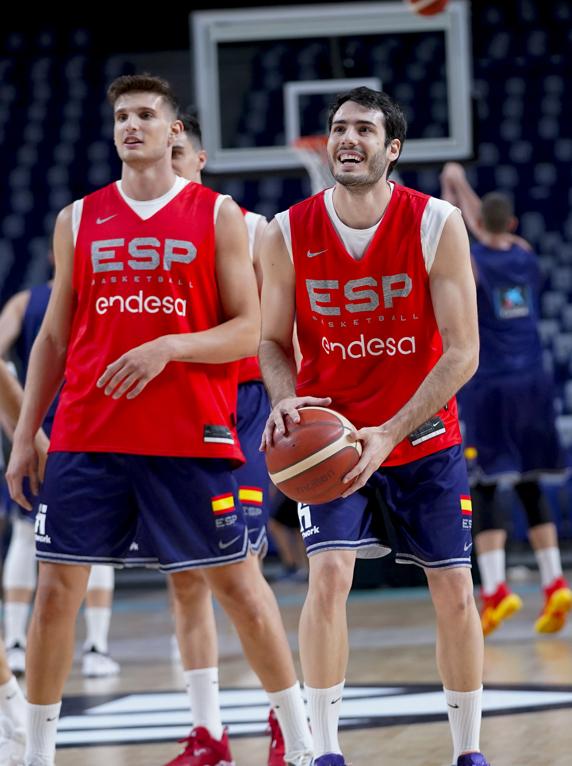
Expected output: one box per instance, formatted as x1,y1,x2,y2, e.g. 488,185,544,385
299,549,356,763
2,516,36,674
25,562,91,766
515,479,572,632
204,555,313,766
473,482,522,635
0,640,26,762
82,565,120,677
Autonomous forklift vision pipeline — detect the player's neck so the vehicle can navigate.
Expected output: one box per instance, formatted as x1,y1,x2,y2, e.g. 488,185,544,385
332,179,392,229
120,160,178,201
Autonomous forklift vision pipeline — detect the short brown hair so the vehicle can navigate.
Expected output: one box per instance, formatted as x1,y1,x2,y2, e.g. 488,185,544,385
481,192,514,233
107,73,179,116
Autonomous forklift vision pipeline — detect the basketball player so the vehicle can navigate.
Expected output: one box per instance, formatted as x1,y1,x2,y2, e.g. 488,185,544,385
0,284,120,678
259,86,489,766
159,112,287,766
0,360,36,763
6,74,312,766
441,161,572,635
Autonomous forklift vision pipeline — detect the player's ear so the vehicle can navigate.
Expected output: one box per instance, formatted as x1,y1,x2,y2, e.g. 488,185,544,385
168,119,184,145
508,215,518,232
387,138,401,162
198,149,208,171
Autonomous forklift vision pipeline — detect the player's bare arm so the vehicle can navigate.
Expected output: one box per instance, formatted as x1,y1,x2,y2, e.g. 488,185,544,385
252,216,268,292
0,289,30,357
97,198,260,399
259,220,330,449
343,210,478,494
6,205,74,508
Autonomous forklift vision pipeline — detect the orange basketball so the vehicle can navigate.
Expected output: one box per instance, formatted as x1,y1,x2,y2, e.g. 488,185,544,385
265,406,362,505
406,0,449,15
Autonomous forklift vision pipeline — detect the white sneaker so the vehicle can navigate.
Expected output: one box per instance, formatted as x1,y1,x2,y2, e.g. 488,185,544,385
6,643,26,676
82,646,120,678
0,716,26,764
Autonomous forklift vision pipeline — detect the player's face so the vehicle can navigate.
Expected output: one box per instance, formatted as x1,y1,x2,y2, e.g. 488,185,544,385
113,92,179,165
171,133,207,182
327,101,400,188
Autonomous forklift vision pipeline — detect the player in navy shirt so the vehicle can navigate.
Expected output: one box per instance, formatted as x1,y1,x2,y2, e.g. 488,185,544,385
442,162,572,636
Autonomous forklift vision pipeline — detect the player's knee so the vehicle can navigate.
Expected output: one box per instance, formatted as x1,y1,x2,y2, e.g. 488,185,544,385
33,574,85,624
308,555,354,606
427,568,475,618
170,570,209,608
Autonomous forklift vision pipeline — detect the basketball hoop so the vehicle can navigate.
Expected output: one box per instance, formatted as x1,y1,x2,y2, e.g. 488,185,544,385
292,135,334,195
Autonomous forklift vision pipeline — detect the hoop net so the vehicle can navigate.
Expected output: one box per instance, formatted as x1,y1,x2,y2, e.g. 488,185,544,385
293,135,334,195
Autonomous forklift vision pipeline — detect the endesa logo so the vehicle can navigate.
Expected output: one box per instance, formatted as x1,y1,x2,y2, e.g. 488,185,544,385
322,333,416,360
95,291,187,316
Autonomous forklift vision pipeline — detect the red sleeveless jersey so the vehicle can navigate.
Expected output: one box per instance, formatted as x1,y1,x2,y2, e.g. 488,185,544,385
50,181,243,461
289,184,462,466
237,209,262,384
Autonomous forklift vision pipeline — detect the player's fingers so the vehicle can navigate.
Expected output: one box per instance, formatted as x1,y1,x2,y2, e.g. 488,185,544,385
346,429,360,443
29,464,40,496
7,474,32,511
125,379,149,400
112,373,140,400
273,410,287,435
304,396,332,406
284,405,301,424
97,357,125,388
103,366,131,397
343,450,371,483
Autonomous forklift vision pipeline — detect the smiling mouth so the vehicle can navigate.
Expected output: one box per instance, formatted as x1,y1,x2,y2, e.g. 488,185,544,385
338,152,364,165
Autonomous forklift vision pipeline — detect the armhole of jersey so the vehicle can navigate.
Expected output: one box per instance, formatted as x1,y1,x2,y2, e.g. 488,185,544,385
72,198,84,247
274,210,293,262
244,211,266,261
421,197,458,273
214,194,231,225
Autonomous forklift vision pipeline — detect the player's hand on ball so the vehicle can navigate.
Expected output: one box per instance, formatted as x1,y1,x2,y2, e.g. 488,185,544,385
260,395,332,450
97,338,171,400
341,426,395,497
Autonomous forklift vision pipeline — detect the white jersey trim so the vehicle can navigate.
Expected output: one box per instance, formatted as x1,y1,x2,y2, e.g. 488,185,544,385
72,199,84,246
244,211,266,260
421,197,458,273
275,210,293,262
214,194,231,225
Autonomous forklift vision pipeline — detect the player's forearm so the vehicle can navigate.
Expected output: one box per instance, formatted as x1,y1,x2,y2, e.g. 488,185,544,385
0,361,23,434
14,334,66,440
259,338,297,405
161,315,259,364
381,344,478,447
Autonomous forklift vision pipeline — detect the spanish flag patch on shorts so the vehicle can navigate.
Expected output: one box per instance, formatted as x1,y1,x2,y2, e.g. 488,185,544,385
239,487,264,506
211,493,236,515
460,495,473,515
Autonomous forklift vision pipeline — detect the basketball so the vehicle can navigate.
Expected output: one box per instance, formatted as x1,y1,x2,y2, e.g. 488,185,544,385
406,0,449,16
265,406,362,505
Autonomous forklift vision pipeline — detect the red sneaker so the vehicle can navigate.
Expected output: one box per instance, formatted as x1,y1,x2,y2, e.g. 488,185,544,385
267,709,286,766
162,726,235,766
535,576,572,634
480,582,522,636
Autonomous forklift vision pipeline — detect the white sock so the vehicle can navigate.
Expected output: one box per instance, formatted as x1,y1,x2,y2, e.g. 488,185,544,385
267,681,313,762
444,686,482,763
4,602,30,647
84,607,111,653
305,680,344,758
477,550,505,595
534,547,562,589
184,667,223,740
0,676,26,728
25,701,62,765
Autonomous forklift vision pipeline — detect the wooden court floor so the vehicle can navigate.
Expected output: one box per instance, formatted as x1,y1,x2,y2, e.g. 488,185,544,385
32,569,572,766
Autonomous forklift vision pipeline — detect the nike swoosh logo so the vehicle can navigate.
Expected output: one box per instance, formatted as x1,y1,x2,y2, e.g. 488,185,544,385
47,716,58,721
219,535,241,550
464,541,473,551
448,703,459,709
331,697,341,704
96,214,117,224
6,692,17,700
307,249,327,258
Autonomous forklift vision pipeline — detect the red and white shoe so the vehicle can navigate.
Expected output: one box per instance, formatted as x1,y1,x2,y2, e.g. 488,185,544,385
535,576,572,634
267,709,285,766
480,582,522,636
162,726,235,766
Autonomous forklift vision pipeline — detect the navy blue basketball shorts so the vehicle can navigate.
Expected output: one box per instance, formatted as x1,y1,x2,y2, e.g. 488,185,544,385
36,453,250,573
297,444,473,570
234,381,272,555
460,369,566,483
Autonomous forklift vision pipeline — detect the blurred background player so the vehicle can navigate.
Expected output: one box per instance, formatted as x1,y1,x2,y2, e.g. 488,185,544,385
0,359,46,764
0,278,120,677
163,111,288,766
441,161,572,636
